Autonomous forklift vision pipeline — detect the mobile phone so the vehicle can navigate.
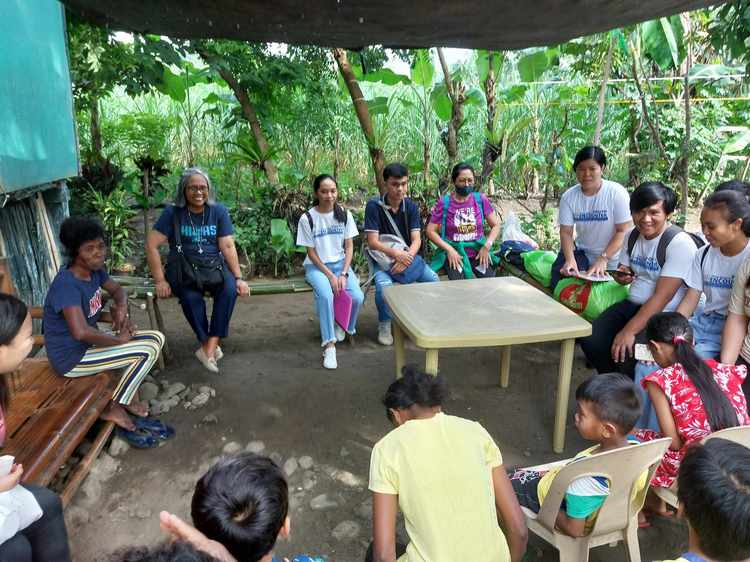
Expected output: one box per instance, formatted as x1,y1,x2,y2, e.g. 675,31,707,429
608,269,635,279
634,343,655,362
0,455,15,477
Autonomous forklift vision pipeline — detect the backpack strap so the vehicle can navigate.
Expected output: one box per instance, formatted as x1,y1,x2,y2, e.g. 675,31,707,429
699,244,710,271
626,228,639,260
656,225,682,268
305,211,314,232
440,195,450,241
473,191,485,225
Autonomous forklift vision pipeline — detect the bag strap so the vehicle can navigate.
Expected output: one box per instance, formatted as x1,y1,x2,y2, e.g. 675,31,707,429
473,191,485,224
440,195,450,241
305,210,314,232
656,224,683,268
172,206,184,254
699,244,710,272
626,228,638,260
378,199,408,246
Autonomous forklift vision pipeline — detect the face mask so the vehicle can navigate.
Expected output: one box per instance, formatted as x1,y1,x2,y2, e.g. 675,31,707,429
455,185,473,196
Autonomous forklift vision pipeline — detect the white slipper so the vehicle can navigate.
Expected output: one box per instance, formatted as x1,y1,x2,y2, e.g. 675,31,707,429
195,348,219,373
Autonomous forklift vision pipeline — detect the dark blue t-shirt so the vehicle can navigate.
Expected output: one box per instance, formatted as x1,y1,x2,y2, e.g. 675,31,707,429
43,268,109,375
154,204,234,259
363,195,421,242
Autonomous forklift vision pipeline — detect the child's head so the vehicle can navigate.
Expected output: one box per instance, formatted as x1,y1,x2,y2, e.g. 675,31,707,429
110,540,217,562
0,294,32,397
647,312,739,432
678,439,750,561
59,216,106,270
574,374,641,441
714,179,750,202
191,453,290,562
383,366,445,426
701,190,750,247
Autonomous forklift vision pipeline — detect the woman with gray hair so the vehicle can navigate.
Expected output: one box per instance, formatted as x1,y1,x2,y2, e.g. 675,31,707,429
146,168,250,373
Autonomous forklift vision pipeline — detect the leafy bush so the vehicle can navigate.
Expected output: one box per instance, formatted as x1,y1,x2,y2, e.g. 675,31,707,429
85,187,138,270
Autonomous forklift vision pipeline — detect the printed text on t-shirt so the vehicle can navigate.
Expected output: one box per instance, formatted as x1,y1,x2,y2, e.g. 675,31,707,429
88,288,103,318
573,210,609,222
631,255,660,272
181,224,217,244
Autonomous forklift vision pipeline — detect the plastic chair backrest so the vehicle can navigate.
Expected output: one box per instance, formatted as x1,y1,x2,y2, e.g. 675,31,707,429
704,425,750,447
535,438,671,537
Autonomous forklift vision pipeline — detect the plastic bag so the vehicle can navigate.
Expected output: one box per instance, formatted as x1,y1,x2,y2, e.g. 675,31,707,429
522,250,557,287
554,278,629,321
501,210,539,249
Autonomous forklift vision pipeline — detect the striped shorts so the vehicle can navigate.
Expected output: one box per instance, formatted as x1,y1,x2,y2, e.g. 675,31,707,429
65,330,165,405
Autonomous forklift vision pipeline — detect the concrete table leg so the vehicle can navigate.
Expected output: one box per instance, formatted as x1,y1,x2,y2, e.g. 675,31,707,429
553,338,576,453
499,346,511,388
393,321,406,378
425,349,439,375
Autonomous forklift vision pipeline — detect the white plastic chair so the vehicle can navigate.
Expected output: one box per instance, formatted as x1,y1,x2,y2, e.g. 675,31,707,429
521,438,671,562
653,425,750,508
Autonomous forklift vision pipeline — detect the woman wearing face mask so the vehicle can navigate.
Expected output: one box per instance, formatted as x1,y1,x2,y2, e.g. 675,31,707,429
551,146,631,290
426,163,502,280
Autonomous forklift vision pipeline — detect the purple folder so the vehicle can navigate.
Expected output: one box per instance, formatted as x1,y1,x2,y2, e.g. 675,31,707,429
333,290,353,331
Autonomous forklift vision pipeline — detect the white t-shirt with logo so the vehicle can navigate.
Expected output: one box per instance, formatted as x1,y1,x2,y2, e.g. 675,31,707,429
685,241,750,314
620,226,697,311
558,179,631,268
296,208,358,266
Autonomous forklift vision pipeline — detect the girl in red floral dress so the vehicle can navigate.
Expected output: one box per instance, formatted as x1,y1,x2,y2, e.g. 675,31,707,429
632,311,749,517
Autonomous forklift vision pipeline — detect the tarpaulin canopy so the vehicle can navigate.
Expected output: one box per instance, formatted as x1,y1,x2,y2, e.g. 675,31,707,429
61,0,723,50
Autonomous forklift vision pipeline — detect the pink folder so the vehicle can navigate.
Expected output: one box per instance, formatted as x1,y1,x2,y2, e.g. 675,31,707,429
333,290,353,331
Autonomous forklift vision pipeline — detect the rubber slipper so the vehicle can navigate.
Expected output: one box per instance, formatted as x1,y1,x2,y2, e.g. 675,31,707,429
638,518,652,529
116,427,160,449
134,417,175,441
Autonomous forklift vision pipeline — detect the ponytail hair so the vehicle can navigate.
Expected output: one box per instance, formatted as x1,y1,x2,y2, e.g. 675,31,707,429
703,190,750,237
382,366,445,420
646,312,739,432
312,174,347,224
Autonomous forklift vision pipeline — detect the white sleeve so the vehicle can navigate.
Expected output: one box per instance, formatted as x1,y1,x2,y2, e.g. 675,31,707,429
661,233,698,279
558,189,575,226
612,184,632,224
344,211,359,239
684,248,705,291
296,213,314,247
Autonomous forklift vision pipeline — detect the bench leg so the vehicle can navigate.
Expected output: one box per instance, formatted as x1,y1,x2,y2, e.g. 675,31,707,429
553,338,576,454
146,293,169,368
60,421,115,508
152,296,170,359
425,349,439,375
499,346,511,388
393,321,405,378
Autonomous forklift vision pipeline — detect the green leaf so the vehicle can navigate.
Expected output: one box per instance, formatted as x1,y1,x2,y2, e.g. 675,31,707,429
366,96,390,117
476,50,503,84
157,66,186,102
430,84,452,121
642,17,684,70
659,17,681,69
360,68,410,85
464,87,484,106
689,64,744,84
723,129,750,154
517,49,555,82
411,49,434,87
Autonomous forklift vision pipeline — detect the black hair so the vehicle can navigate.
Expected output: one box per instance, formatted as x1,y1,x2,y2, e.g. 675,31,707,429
451,162,476,183
59,216,105,263
678,439,750,561
629,181,677,214
312,174,347,224
703,190,750,237
573,146,607,171
646,312,738,432
575,373,641,434
191,453,288,562
108,540,218,562
0,293,28,410
714,179,750,202
383,162,409,181
382,366,445,421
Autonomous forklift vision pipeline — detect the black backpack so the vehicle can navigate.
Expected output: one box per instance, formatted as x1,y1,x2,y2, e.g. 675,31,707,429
626,224,705,269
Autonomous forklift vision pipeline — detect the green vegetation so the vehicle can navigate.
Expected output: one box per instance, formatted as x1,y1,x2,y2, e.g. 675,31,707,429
65,3,750,272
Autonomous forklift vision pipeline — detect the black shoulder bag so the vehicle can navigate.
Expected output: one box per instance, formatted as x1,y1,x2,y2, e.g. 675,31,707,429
166,206,225,293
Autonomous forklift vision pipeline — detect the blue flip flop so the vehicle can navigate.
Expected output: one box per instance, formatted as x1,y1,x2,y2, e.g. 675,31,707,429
133,417,176,441
116,426,159,449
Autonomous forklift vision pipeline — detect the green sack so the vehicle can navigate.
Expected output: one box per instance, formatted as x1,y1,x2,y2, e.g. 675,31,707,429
553,277,630,321
521,250,557,287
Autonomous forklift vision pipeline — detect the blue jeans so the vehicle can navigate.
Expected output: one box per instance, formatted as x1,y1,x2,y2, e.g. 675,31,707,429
373,262,439,322
169,269,238,343
689,310,725,360
304,259,364,346
634,360,661,431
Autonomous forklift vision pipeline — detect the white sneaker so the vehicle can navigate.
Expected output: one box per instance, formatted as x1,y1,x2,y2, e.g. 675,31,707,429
215,346,224,361
323,346,337,369
378,321,393,346
195,348,219,373
334,325,346,342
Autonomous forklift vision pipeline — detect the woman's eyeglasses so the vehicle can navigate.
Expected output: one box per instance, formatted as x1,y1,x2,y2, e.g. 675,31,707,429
187,185,208,193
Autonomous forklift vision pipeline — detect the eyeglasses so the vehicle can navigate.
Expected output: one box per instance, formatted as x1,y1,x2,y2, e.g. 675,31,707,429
455,178,475,186
187,185,208,193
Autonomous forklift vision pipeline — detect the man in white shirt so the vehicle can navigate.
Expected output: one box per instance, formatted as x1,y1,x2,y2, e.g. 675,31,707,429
579,182,699,376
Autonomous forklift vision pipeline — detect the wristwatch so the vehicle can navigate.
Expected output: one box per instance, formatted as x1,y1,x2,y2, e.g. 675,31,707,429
599,251,608,261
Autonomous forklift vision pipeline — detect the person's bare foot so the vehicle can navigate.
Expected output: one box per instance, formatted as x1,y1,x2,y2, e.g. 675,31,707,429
124,400,149,417
101,402,136,430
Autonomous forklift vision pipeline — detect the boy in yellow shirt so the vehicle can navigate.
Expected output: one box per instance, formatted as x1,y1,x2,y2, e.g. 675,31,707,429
510,373,645,537
658,438,750,562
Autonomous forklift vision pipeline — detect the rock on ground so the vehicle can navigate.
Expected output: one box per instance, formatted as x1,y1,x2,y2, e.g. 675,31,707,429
332,520,361,541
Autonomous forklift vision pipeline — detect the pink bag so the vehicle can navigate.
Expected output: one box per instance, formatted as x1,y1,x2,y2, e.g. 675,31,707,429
333,290,353,331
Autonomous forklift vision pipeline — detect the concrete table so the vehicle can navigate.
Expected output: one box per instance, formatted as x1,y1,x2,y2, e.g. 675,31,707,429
383,276,592,453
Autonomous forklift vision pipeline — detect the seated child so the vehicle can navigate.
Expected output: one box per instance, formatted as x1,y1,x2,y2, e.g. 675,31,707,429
510,373,645,537
658,438,750,562
160,453,324,562
632,312,749,516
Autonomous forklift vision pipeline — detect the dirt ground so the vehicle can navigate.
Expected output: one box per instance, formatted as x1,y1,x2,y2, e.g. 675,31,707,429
64,288,689,562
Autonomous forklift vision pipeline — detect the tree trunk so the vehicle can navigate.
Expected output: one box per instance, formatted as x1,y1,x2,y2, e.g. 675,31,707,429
142,167,150,241
332,48,386,194
480,52,501,189
437,48,465,179
423,131,431,189
593,35,614,146
89,97,104,165
333,128,341,180
679,15,692,221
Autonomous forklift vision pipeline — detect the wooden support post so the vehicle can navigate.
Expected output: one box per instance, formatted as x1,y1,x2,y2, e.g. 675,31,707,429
425,349,439,375
499,346,511,388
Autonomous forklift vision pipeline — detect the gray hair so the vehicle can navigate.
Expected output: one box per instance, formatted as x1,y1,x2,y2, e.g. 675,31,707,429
173,167,217,207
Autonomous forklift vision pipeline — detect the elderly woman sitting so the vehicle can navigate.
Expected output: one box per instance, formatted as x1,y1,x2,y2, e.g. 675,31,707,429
146,167,250,373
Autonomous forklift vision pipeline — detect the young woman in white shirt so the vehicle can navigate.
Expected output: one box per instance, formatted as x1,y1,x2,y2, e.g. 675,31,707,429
296,175,364,370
